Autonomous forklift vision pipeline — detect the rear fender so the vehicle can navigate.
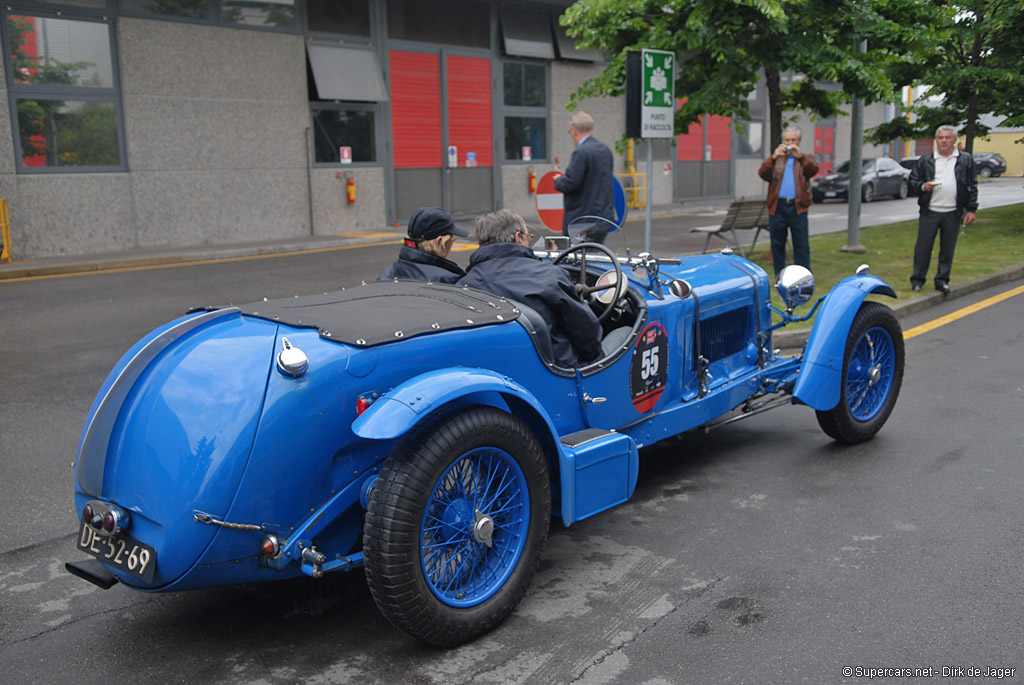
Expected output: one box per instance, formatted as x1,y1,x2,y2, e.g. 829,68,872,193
352,367,559,440
793,274,896,411
352,368,591,523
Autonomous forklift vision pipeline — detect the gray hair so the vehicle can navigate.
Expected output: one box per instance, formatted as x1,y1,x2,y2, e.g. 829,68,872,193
935,124,957,137
783,126,802,141
475,209,524,246
570,111,595,134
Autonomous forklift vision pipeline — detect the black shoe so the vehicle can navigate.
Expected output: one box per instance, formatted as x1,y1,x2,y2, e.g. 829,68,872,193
911,284,922,292
936,283,950,294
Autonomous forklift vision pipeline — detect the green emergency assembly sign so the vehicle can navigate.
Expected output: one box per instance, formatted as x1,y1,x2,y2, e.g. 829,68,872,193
641,48,674,139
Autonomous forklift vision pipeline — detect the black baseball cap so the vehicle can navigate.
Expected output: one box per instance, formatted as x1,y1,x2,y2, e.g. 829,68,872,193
407,207,469,241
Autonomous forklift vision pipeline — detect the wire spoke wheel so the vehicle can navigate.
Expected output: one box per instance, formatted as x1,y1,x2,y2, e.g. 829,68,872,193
845,326,896,422
364,406,549,646
816,302,905,444
421,447,529,607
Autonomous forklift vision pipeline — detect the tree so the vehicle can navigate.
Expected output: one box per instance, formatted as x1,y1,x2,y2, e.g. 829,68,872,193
867,0,1024,152
560,0,942,149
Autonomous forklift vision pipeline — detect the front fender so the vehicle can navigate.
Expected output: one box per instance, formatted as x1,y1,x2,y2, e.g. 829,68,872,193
793,274,897,411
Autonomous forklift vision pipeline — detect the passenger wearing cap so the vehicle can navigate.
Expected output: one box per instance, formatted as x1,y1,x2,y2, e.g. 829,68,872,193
378,207,468,283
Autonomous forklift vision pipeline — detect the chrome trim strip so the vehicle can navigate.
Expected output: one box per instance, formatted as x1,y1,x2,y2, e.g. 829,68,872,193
77,308,241,497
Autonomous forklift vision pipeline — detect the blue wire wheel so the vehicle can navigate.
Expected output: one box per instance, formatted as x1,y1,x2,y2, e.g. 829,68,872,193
815,302,905,444
420,446,530,608
845,325,897,422
364,406,550,646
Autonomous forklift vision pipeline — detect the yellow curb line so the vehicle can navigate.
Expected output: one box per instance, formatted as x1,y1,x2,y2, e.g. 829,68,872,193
0,240,402,284
904,284,1024,340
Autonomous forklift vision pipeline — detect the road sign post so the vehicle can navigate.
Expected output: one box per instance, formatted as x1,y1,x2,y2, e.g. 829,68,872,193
636,48,675,252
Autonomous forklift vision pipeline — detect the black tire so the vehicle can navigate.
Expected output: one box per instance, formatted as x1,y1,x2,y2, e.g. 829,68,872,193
363,406,550,646
897,179,908,199
812,191,824,204
815,302,905,444
978,166,993,178
861,182,874,203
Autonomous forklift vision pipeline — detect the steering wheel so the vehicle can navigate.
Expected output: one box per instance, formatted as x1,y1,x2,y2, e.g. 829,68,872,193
551,242,625,322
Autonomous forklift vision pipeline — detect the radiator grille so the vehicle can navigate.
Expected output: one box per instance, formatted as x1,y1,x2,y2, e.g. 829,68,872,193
694,306,752,368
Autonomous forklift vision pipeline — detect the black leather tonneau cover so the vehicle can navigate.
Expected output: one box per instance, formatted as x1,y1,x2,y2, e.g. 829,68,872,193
195,280,520,347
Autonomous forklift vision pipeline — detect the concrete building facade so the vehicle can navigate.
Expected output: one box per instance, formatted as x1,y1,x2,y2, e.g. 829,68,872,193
1,0,888,259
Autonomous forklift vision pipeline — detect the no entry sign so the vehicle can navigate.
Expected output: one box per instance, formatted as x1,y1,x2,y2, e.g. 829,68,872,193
535,171,564,231
535,171,628,233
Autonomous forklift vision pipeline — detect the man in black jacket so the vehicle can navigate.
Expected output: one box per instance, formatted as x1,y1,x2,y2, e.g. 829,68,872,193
458,209,602,368
554,111,616,243
908,125,978,294
378,207,468,283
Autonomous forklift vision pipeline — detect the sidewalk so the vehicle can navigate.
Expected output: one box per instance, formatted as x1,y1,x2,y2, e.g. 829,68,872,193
4,177,1018,280
0,202,707,281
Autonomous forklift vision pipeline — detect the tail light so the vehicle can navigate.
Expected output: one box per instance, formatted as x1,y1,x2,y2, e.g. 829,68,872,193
81,500,129,537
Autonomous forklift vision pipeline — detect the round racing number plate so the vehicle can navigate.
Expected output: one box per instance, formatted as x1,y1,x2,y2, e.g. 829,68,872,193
630,322,668,413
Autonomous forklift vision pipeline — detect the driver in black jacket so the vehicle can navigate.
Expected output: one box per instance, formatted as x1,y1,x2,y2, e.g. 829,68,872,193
378,207,468,283
458,209,602,368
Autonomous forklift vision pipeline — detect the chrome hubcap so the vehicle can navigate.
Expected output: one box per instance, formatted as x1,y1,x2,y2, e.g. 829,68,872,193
473,510,494,548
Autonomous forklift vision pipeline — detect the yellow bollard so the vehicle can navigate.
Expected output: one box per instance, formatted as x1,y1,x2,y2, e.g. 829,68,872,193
0,198,11,263
616,173,647,209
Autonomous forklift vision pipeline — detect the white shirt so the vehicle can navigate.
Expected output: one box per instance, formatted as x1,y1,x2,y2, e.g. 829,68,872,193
929,148,958,212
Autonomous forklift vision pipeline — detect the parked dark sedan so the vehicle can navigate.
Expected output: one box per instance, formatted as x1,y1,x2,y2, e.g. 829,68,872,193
812,156,910,203
972,152,1006,178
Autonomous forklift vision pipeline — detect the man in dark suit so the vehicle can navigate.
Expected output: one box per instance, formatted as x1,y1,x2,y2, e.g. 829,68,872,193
554,111,616,243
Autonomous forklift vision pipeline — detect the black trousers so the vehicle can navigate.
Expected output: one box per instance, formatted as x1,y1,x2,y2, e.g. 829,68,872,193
911,208,960,288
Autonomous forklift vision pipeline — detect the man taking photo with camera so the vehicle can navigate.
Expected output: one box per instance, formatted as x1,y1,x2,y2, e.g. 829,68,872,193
758,127,819,280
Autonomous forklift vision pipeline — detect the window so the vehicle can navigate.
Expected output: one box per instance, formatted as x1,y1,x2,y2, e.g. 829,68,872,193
307,0,369,36
386,0,489,49
306,43,383,166
120,0,209,20
503,62,547,161
736,121,763,156
307,43,386,102
736,80,765,157
4,10,125,171
551,10,602,62
500,7,554,60
311,105,376,164
220,0,297,31
21,0,109,8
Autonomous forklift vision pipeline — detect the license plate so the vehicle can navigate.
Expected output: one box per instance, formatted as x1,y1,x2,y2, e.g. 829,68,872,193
77,521,157,583
825,191,837,198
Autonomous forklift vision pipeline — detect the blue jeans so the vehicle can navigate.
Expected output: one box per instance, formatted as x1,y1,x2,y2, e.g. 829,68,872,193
769,202,810,278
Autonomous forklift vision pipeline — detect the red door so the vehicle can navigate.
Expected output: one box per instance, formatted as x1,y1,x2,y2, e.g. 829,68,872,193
389,50,493,220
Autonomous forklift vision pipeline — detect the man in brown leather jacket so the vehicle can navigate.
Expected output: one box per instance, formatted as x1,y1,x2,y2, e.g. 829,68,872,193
758,127,819,279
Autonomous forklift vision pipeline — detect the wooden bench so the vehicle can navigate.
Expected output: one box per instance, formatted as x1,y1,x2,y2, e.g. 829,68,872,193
690,199,770,257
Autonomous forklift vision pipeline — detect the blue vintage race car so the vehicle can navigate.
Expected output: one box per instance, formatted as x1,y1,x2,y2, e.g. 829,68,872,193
66,231,904,646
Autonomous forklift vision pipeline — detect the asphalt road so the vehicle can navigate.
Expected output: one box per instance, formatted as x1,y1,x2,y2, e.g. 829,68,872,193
2,236,1023,683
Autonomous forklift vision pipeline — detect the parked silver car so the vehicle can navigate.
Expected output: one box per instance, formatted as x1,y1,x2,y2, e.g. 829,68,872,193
812,156,911,203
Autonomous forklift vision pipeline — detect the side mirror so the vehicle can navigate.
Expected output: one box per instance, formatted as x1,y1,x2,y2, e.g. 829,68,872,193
544,236,571,252
776,265,815,310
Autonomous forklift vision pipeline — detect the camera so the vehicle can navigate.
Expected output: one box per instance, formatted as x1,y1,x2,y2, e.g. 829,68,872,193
782,145,793,154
